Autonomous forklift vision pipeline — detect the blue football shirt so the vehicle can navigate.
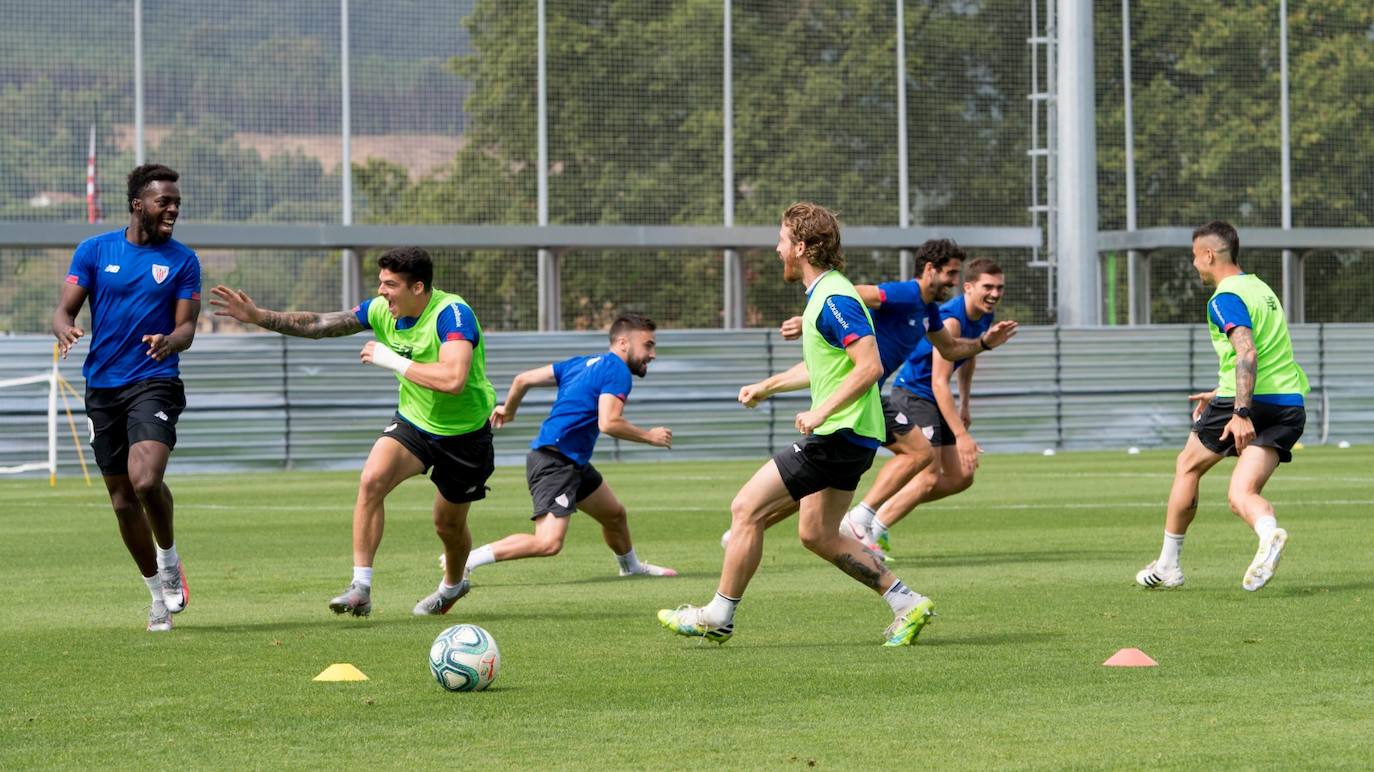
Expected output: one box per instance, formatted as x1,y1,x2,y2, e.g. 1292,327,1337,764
891,294,993,401
532,352,634,465
65,229,201,389
871,280,942,386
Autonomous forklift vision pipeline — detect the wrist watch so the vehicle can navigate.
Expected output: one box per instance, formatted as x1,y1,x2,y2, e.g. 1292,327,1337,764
978,335,992,351
1233,406,1252,419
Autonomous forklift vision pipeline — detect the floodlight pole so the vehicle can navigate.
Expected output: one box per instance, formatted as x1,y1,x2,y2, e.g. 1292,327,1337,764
537,0,560,331
897,0,912,281
340,0,361,310
1055,0,1099,325
722,0,744,328
1122,0,1147,324
134,0,144,165
1279,0,1301,322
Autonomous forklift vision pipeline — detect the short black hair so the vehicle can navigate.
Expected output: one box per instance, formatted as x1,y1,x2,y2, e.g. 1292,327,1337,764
127,163,179,212
1192,220,1240,264
376,246,434,291
608,312,656,341
964,256,1004,281
912,238,966,275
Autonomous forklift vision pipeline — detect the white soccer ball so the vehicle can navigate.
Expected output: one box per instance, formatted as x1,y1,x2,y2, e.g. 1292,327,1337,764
1338,440,1351,449
1042,448,1056,457
429,623,500,692
1127,447,1140,455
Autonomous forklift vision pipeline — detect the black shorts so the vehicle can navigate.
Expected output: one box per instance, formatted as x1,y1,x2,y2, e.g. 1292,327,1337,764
772,432,877,501
380,414,495,503
1193,398,1306,463
905,394,956,447
880,393,918,445
85,377,186,476
526,447,605,518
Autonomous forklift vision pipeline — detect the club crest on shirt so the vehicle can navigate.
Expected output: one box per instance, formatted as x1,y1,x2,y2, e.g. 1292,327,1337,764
151,264,170,284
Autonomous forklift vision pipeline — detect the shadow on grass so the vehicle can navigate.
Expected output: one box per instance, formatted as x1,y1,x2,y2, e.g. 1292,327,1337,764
909,549,1133,568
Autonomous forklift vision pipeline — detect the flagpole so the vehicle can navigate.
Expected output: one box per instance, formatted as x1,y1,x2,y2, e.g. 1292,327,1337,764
86,125,102,224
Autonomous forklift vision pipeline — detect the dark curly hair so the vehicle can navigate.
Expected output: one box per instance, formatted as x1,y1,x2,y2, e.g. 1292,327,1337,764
376,246,434,291
912,238,966,276
126,163,179,212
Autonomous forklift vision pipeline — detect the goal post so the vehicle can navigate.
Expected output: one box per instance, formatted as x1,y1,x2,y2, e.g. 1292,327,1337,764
0,346,91,486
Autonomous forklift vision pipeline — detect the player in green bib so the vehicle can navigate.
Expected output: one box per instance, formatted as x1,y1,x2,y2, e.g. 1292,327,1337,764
658,203,937,647
1136,221,1308,592
210,247,497,616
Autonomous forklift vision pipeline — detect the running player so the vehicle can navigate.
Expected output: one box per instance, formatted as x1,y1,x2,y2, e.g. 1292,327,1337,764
868,257,1005,556
1135,220,1308,591
209,247,497,616
52,163,201,632
454,313,677,586
658,202,935,647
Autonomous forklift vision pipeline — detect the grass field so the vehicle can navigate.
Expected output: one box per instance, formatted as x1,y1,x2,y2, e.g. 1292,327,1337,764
2,447,1372,769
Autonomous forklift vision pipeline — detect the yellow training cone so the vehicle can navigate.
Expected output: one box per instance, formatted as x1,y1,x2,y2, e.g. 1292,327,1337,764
314,663,369,682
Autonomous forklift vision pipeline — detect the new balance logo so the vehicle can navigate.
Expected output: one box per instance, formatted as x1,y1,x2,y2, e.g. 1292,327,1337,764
383,423,398,433
104,264,121,273
154,411,169,421
792,443,802,453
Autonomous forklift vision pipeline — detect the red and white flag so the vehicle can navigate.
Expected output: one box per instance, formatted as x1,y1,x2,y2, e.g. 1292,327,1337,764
86,125,102,224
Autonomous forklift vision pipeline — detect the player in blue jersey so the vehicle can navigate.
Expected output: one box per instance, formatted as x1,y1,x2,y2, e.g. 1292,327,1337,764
831,242,1017,551
51,164,201,632
455,312,678,586
721,241,1017,552
866,257,1005,556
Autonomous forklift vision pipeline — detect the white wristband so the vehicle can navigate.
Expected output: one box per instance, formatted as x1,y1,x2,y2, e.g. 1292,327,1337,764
369,344,413,376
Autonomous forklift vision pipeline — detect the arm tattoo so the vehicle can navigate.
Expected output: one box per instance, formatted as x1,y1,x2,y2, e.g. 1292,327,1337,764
1230,327,1258,405
258,309,364,339
831,552,891,589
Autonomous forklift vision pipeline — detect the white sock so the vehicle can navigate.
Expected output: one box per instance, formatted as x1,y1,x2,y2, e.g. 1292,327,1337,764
352,566,373,587
156,542,179,573
466,544,496,571
870,519,890,540
846,502,877,531
439,580,465,599
615,548,642,574
1253,515,1278,542
704,591,740,625
882,579,922,615
143,574,163,603
1158,532,1185,568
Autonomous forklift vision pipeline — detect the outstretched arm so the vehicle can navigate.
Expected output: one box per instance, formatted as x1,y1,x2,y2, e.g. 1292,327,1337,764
490,364,556,428
738,360,809,407
209,285,363,338
928,319,1018,362
598,393,672,448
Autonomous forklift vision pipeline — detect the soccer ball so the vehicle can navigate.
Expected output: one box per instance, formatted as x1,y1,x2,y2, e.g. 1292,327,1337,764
428,623,500,692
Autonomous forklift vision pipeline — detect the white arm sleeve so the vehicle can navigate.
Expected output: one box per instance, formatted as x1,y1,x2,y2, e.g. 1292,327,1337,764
369,344,413,376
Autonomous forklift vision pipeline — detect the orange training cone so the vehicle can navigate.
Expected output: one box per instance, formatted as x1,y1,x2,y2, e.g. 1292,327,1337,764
1103,648,1157,667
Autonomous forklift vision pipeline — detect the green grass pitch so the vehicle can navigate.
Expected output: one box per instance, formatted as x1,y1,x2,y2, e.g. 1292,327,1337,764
2,447,1372,768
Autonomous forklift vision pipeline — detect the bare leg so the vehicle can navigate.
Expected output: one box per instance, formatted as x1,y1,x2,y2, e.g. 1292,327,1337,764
484,513,571,561
1165,434,1226,536
352,437,425,567
718,460,801,598
875,446,948,530
101,474,158,577
576,482,633,556
127,440,174,549
1227,446,1282,528
852,429,934,511
797,487,895,594
433,494,473,586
